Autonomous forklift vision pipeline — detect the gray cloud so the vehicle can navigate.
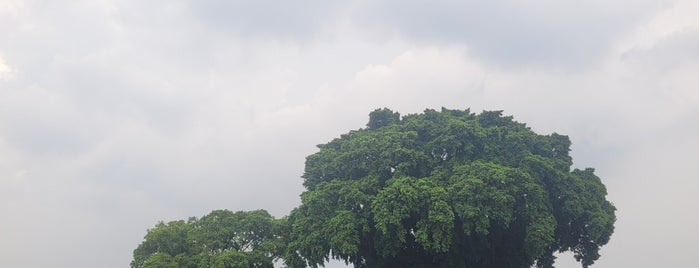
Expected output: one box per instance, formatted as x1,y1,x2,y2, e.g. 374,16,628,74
1,0,697,268
623,28,699,71
352,0,672,69
184,0,348,39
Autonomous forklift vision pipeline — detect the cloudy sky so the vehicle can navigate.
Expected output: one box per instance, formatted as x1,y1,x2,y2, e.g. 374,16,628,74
1,0,698,267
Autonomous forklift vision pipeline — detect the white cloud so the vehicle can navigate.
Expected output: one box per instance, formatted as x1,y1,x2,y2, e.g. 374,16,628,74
350,47,488,113
621,0,699,48
0,0,21,16
0,56,13,80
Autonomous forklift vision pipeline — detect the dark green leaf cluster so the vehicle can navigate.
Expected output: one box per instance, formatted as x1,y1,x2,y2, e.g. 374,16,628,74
131,209,286,268
285,108,615,268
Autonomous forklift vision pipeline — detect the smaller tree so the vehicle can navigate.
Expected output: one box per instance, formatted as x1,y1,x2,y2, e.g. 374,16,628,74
131,209,285,268
131,220,196,268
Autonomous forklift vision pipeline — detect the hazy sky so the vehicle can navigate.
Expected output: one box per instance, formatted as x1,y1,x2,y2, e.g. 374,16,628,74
1,1,698,267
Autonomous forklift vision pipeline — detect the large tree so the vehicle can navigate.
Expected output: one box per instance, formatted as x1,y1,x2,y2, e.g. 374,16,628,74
285,108,615,268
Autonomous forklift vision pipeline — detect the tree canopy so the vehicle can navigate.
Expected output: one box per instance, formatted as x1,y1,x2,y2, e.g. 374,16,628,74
131,107,615,268
284,108,615,268
131,209,285,268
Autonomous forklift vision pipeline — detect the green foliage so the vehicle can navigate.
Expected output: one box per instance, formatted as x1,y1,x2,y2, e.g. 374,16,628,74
367,108,401,129
142,252,178,268
131,107,615,268
286,108,616,268
131,210,284,268
132,220,196,268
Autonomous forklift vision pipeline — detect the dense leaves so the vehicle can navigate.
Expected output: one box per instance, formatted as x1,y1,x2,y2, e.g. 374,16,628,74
131,107,615,268
286,108,615,268
131,210,285,268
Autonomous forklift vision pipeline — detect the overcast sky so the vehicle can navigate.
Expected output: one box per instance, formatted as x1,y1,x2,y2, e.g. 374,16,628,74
1,0,698,267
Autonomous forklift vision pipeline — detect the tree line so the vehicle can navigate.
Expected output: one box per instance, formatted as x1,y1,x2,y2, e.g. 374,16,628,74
132,108,615,268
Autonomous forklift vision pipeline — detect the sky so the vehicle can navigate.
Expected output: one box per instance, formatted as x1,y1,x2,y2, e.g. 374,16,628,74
0,0,698,267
